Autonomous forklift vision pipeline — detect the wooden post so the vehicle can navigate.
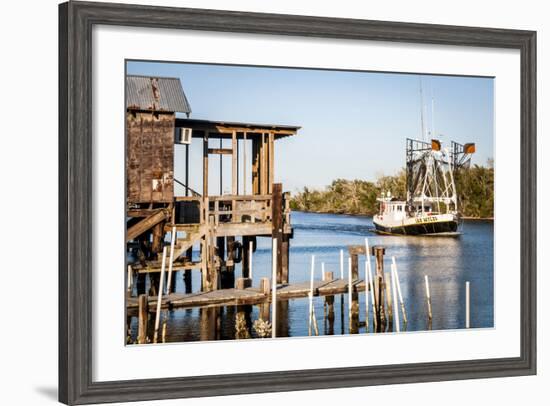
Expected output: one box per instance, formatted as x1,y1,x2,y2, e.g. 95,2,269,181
232,130,238,195
348,257,359,334
372,246,386,328
391,256,407,324
348,257,352,313
219,138,223,195
465,281,470,328
351,253,359,280
260,277,270,295
272,183,283,283
183,268,192,293
260,133,266,195
252,137,260,195
137,294,148,344
243,132,247,195
322,271,335,335
249,239,253,280
259,277,270,322
236,277,252,290
200,236,208,291
385,272,394,327
153,246,167,343
222,236,236,289
281,234,289,284
151,222,164,255
271,238,278,338
127,265,133,296
209,231,219,290
268,132,274,194
425,275,433,321
241,236,249,278
216,235,225,287
185,143,190,197
166,226,177,294
203,133,209,197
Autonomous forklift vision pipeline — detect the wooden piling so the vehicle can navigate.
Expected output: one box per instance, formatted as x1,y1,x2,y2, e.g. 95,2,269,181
137,294,148,344
271,238,278,338
259,277,271,322
372,246,386,329
347,257,353,313
166,226,177,294
248,239,253,280
272,183,284,283
323,271,335,335
385,272,394,327
127,265,133,296
242,236,250,278
153,246,168,343
222,236,236,289
281,234,290,284
260,277,270,295
236,277,252,290
151,221,165,255
351,253,359,280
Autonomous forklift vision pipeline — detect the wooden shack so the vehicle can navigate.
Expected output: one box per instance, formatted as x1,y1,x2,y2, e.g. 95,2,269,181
126,75,300,294
126,75,191,203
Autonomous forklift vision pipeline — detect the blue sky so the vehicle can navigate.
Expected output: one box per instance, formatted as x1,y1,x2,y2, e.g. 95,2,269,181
127,61,494,194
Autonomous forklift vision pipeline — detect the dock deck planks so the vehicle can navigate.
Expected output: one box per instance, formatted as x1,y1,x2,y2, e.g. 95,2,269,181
127,278,367,313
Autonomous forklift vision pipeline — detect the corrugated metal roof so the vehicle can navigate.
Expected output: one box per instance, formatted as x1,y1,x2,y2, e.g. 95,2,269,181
126,75,192,114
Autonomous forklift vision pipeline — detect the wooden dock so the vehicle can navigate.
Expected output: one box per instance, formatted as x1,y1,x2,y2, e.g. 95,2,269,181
127,278,366,314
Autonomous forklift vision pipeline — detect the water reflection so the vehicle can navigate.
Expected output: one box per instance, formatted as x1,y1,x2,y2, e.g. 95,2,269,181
128,212,493,343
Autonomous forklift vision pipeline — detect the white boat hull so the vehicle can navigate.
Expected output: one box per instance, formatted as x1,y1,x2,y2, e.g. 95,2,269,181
373,213,459,236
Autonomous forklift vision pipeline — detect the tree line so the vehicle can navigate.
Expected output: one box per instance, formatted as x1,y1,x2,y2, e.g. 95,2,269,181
289,162,494,219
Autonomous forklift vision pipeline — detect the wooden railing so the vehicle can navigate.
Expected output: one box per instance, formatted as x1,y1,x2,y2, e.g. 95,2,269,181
173,194,291,227
208,195,272,225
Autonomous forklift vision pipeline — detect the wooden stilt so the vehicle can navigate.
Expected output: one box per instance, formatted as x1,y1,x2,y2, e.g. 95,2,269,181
271,238,278,338
272,183,283,283
137,294,148,344
153,246,168,343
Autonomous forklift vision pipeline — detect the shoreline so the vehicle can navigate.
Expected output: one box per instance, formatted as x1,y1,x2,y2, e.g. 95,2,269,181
293,210,494,221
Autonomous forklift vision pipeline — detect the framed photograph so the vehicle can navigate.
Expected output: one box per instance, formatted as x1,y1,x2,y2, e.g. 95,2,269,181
59,1,536,404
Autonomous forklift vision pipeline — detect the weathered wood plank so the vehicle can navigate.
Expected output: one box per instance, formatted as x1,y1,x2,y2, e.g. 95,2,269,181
127,278,366,312
126,209,170,241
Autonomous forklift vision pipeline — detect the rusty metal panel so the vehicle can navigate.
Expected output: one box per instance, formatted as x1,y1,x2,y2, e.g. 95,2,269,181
126,75,191,114
126,111,175,203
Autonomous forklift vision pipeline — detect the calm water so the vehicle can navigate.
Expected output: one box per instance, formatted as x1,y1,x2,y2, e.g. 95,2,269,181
129,211,494,343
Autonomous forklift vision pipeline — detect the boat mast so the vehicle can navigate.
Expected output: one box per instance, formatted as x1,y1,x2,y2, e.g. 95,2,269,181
419,77,426,142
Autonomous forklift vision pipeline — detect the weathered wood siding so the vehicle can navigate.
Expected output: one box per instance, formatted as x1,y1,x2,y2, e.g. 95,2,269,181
127,111,175,203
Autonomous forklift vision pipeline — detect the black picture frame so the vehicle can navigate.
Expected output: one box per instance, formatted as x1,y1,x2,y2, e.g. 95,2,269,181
59,1,537,404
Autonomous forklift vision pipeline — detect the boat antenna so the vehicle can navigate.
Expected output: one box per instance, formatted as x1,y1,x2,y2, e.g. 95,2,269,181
419,77,426,141
431,83,436,138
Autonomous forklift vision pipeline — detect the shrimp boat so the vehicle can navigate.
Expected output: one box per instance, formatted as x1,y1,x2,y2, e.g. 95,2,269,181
373,138,475,236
